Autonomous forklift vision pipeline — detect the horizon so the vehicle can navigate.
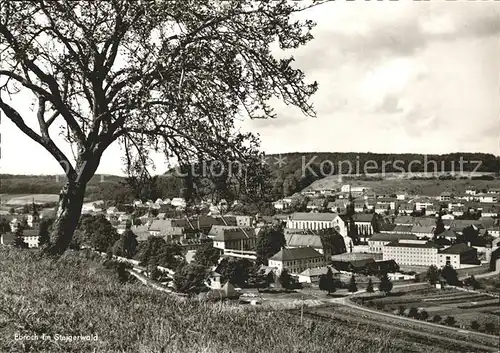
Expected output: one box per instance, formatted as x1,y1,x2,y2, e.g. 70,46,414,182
1,1,499,175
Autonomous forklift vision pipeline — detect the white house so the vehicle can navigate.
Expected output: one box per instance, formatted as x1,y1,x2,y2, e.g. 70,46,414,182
268,247,325,274
383,240,440,267
286,212,347,236
171,198,187,208
477,194,498,203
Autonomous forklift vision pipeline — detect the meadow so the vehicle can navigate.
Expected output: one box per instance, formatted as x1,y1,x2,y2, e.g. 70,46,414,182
0,247,447,353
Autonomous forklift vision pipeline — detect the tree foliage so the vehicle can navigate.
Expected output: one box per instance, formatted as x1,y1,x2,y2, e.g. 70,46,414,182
135,236,182,269
174,262,208,295
319,267,336,295
378,273,393,294
425,265,440,285
112,229,138,259
216,257,252,287
77,214,120,252
0,0,320,254
193,242,220,267
255,224,286,265
441,264,460,286
278,268,293,290
348,274,357,293
366,278,374,293
38,218,53,247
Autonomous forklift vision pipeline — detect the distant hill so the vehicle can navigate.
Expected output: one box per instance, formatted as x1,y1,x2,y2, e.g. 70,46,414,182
263,152,500,196
2,152,499,201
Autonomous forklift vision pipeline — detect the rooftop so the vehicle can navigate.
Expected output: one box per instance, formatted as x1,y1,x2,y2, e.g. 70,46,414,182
439,243,476,254
269,247,323,261
385,241,440,249
289,212,339,222
369,233,418,242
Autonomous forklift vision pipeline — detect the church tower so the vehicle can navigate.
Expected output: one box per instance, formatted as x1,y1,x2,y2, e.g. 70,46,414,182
27,199,40,231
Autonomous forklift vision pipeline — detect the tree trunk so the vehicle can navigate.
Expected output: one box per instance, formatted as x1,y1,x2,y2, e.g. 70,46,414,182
44,181,87,255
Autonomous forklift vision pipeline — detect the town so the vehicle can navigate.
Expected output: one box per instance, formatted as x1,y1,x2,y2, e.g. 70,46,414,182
1,180,499,342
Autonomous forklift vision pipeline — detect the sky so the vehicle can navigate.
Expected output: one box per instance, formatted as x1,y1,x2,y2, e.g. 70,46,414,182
1,0,499,176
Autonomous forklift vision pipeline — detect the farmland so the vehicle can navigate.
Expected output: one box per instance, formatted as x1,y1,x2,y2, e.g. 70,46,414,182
355,286,500,335
307,177,500,196
0,194,60,206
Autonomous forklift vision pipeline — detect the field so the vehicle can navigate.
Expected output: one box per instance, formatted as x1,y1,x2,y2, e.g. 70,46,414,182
0,247,458,353
0,194,60,206
307,177,500,196
359,286,500,335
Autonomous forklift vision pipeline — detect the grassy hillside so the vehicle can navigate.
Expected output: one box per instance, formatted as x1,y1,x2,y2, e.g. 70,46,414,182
0,248,458,353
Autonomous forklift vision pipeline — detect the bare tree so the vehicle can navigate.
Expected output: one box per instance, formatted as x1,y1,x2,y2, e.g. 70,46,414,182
0,0,322,254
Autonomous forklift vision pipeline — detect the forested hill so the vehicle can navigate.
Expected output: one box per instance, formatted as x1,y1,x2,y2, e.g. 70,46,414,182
1,152,498,201
264,152,500,195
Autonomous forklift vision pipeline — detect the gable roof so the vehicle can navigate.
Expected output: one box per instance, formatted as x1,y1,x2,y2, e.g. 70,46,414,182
284,233,323,249
298,266,337,277
369,233,418,242
393,216,415,225
269,247,323,261
411,225,435,234
437,229,458,239
352,213,375,223
439,243,476,254
289,212,339,222
393,225,413,233
209,225,256,241
385,241,440,249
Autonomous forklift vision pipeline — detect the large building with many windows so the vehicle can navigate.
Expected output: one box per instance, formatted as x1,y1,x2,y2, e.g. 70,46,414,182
286,212,347,235
268,247,326,274
383,240,440,267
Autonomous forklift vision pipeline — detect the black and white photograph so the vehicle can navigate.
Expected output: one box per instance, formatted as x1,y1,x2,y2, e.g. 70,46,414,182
0,0,499,352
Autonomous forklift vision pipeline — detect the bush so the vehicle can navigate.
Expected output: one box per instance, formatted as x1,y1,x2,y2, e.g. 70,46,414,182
397,306,405,315
470,321,480,330
408,307,418,319
484,322,495,334
444,316,456,326
419,310,429,321
432,315,442,323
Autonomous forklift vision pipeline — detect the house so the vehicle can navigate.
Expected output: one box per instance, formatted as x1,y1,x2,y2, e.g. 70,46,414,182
451,206,466,217
481,205,499,218
297,266,339,284
449,220,484,234
388,224,413,234
424,204,440,216
106,207,119,215
330,258,376,273
21,229,39,248
410,225,435,239
341,185,369,194
286,212,347,236
171,198,187,208
383,241,441,267
397,203,414,215
487,226,500,238
235,215,253,227
393,216,415,226
368,233,420,253
306,198,326,211
155,198,164,206
396,192,408,201
351,213,377,236
210,226,257,253
328,200,348,213
353,199,367,213
133,200,143,207
436,229,459,243
0,232,16,246
437,243,479,269
204,281,240,301
477,194,498,203
207,271,222,290
376,198,397,212
439,192,452,202
284,228,348,257
268,247,325,274
414,198,434,212
465,188,477,196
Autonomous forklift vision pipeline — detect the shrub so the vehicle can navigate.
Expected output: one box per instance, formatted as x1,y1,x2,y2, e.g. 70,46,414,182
419,310,429,321
397,306,405,315
484,322,495,334
470,321,480,330
444,316,456,326
408,307,418,318
432,315,442,323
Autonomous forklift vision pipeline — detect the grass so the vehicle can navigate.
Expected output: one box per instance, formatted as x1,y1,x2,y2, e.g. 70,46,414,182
0,248,431,353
